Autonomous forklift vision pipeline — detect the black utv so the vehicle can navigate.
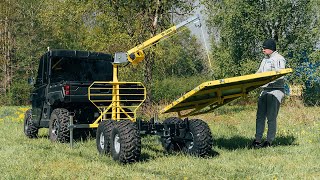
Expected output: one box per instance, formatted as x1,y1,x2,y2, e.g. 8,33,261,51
24,49,113,142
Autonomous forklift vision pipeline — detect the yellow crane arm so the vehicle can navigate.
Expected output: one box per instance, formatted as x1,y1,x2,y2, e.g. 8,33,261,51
114,15,201,65
126,26,179,65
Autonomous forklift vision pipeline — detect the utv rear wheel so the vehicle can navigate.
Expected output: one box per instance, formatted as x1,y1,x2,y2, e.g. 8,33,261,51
96,120,114,155
182,119,213,157
24,109,39,138
49,108,70,143
110,120,141,163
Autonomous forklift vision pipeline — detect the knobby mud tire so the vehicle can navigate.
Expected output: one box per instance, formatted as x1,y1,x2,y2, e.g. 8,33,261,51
49,108,70,143
163,117,183,125
110,120,141,164
161,117,184,153
96,120,114,155
24,109,39,138
182,119,213,157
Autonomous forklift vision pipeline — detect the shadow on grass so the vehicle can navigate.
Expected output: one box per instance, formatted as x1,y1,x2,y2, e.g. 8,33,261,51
39,135,220,164
273,135,297,146
214,105,255,115
214,135,296,150
38,134,49,139
214,136,253,150
38,129,96,142
140,143,220,162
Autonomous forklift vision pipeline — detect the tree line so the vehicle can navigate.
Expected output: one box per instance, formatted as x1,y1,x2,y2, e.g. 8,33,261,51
203,0,320,79
0,0,319,106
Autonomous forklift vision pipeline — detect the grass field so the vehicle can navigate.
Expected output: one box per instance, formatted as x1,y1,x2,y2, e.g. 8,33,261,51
0,103,319,179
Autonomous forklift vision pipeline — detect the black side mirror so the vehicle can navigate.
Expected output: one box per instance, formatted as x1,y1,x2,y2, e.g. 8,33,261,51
28,77,35,85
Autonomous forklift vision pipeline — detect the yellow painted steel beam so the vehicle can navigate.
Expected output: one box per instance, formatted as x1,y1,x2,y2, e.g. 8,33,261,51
88,80,146,125
177,98,219,117
161,68,292,115
126,15,200,65
174,97,219,108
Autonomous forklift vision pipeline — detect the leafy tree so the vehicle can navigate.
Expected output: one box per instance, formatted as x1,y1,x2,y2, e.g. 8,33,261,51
0,0,20,104
1,0,207,105
0,0,49,105
153,30,206,79
202,0,320,79
105,0,197,104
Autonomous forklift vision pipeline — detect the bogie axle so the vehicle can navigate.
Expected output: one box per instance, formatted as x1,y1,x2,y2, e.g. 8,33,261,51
92,116,213,164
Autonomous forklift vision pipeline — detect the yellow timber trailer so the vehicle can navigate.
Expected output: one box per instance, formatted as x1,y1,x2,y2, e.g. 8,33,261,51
70,15,292,164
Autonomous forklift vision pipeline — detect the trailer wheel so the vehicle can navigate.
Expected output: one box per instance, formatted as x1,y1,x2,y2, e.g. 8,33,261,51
24,109,39,138
96,120,114,155
163,117,183,125
110,120,141,163
182,119,213,157
161,117,184,152
49,108,70,143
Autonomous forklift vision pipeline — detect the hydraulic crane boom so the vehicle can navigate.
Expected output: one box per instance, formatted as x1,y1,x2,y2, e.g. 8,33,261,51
104,15,201,122
114,15,201,65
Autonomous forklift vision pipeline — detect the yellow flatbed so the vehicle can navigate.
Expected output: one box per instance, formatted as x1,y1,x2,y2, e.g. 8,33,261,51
161,68,292,117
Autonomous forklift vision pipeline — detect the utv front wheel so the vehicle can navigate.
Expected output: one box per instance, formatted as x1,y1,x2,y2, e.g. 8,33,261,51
24,109,39,138
110,120,141,163
49,108,70,143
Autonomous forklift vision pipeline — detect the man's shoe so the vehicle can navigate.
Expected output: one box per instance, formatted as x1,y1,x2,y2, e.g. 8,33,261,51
262,141,271,148
251,140,262,149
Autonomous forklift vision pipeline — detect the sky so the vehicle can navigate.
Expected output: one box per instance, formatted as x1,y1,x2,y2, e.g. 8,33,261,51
172,3,211,49
189,2,211,49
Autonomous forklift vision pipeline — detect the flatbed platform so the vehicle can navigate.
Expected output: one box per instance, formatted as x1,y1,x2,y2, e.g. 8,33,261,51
161,68,292,117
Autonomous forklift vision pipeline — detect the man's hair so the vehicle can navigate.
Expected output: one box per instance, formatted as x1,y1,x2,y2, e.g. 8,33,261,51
263,39,276,51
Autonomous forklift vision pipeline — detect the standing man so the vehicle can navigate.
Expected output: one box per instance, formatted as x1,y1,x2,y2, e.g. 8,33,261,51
252,39,286,148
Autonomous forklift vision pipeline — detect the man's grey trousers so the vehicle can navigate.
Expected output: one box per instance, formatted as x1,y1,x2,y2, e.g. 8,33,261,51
255,92,281,143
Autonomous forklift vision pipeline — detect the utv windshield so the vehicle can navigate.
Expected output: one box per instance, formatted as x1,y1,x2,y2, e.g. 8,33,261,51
50,57,112,83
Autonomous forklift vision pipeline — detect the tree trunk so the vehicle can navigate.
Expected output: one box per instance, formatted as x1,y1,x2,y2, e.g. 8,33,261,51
144,52,155,105
143,0,160,106
0,16,13,103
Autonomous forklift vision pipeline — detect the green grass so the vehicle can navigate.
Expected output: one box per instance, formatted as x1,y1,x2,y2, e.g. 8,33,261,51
0,104,319,179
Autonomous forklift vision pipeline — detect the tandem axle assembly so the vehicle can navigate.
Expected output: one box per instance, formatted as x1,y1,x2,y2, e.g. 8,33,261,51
68,112,213,163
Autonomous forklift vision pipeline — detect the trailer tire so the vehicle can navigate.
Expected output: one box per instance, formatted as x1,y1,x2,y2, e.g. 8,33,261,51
49,108,70,143
110,120,141,163
96,120,114,155
24,109,39,138
163,117,183,125
182,119,213,157
161,137,184,153
161,117,184,152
